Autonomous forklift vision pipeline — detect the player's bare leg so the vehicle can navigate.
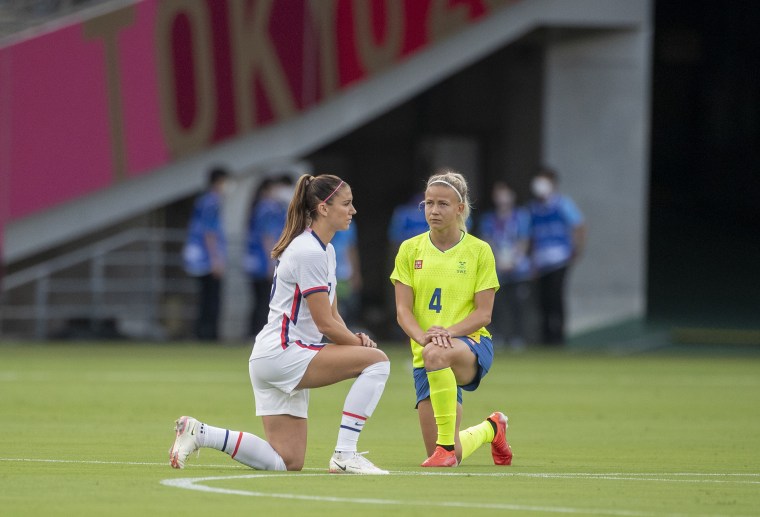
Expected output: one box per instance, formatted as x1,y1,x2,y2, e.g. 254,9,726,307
262,414,308,470
297,345,390,474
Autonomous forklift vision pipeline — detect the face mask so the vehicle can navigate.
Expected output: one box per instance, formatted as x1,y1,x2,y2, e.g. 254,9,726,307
272,186,294,205
531,177,553,198
221,181,236,197
494,191,514,208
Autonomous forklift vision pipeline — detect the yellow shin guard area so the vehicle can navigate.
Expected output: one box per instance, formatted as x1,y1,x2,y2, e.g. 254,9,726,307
427,367,458,446
460,420,496,461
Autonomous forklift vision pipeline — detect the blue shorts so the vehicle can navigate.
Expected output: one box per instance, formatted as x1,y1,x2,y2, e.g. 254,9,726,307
413,335,494,407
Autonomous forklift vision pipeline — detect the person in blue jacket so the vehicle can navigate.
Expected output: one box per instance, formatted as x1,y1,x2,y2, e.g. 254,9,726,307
330,221,362,327
478,181,531,349
388,193,429,250
183,167,230,341
528,167,587,346
244,175,294,337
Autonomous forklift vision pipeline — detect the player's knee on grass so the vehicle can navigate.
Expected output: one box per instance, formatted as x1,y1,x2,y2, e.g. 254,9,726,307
284,457,305,471
280,453,305,471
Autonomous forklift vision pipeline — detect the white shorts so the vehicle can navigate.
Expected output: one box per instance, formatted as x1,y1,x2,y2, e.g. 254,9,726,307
249,343,324,418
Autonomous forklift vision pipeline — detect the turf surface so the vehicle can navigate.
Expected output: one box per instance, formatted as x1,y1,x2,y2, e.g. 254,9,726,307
1,342,759,516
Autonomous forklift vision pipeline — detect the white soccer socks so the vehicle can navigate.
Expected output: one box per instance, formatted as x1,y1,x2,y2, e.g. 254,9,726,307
198,422,286,471
191,360,390,470
334,360,390,452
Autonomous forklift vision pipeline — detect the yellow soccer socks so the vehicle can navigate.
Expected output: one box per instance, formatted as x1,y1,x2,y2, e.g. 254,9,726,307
459,419,496,461
427,367,458,447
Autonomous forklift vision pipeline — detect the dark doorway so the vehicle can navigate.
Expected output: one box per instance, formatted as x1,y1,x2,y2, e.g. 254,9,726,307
648,1,760,326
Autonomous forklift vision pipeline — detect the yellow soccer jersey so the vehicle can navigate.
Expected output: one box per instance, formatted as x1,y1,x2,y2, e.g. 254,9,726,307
390,231,500,368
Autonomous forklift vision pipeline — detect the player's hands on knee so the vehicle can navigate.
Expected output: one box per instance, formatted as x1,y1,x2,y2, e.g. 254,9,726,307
424,326,453,348
356,332,377,348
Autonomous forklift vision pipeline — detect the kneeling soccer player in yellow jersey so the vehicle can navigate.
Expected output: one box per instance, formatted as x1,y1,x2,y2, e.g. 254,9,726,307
390,169,513,467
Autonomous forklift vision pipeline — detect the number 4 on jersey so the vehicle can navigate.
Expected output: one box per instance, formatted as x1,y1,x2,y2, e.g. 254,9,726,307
428,288,442,313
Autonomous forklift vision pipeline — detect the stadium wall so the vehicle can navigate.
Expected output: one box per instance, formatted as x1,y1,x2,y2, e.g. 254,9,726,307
1,0,524,262
1,0,652,339
543,25,652,332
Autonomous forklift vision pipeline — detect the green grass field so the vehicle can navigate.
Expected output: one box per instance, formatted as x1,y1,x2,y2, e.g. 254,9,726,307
1,342,759,516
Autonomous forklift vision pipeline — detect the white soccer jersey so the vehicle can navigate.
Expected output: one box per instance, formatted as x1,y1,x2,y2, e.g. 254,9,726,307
250,229,336,359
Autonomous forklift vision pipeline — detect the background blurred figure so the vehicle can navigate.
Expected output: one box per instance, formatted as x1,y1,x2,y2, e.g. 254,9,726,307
388,193,429,250
330,221,363,328
478,181,531,350
244,175,294,337
386,193,429,338
183,167,230,341
528,167,586,346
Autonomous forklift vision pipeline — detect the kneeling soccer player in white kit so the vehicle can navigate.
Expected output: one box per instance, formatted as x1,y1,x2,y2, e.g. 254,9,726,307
169,174,389,474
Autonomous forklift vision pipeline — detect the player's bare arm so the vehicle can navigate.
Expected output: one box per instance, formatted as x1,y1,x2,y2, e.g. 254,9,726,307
307,291,363,346
443,289,496,338
394,281,428,345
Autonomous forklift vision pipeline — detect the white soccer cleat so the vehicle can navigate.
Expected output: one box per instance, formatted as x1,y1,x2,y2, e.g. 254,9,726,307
329,451,389,475
169,416,200,469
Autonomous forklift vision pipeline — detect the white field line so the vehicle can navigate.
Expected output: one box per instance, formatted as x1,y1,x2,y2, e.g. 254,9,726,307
0,458,245,469
161,473,647,516
159,472,753,517
4,458,758,516
3,458,759,484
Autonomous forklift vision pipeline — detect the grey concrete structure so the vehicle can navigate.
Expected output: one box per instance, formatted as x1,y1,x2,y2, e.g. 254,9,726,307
4,0,652,339
543,25,652,332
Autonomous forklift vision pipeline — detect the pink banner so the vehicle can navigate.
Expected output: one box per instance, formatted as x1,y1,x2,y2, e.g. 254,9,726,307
0,0,516,232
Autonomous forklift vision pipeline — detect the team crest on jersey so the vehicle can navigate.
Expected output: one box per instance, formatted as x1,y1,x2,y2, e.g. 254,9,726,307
414,260,423,269
457,261,467,274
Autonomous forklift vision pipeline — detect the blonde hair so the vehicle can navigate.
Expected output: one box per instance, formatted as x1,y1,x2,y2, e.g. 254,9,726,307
426,168,471,232
271,174,347,258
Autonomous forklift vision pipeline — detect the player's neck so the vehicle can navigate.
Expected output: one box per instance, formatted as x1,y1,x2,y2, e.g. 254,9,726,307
309,222,335,245
430,228,463,252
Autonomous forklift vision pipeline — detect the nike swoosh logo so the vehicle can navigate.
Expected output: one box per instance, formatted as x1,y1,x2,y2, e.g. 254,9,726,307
336,463,347,471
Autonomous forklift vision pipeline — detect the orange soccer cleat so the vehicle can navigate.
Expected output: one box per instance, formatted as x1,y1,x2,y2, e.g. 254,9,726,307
488,412,513,465
421,446,458,467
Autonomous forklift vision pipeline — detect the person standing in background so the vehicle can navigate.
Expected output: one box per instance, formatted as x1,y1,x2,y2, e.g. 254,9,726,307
244,175,294,337
478,181,531,350
528,167,586,346
386,193,429,339
182,167,229,341
388,192,429,250
183,167,230,341
330,221,363,328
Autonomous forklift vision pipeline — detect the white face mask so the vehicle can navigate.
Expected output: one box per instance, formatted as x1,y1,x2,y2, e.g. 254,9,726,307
531,177,553,199
272,186,294,205
221,180,236,197
494,191,514,208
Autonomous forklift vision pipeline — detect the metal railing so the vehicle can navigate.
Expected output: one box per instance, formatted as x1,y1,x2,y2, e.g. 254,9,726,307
0,227,197,339
0,0,119,39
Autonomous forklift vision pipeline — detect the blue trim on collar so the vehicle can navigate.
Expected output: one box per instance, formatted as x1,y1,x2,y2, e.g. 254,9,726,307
309,229,327,251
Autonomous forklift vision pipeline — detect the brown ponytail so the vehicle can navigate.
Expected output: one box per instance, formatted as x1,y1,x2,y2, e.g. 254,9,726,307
271,174,347,258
